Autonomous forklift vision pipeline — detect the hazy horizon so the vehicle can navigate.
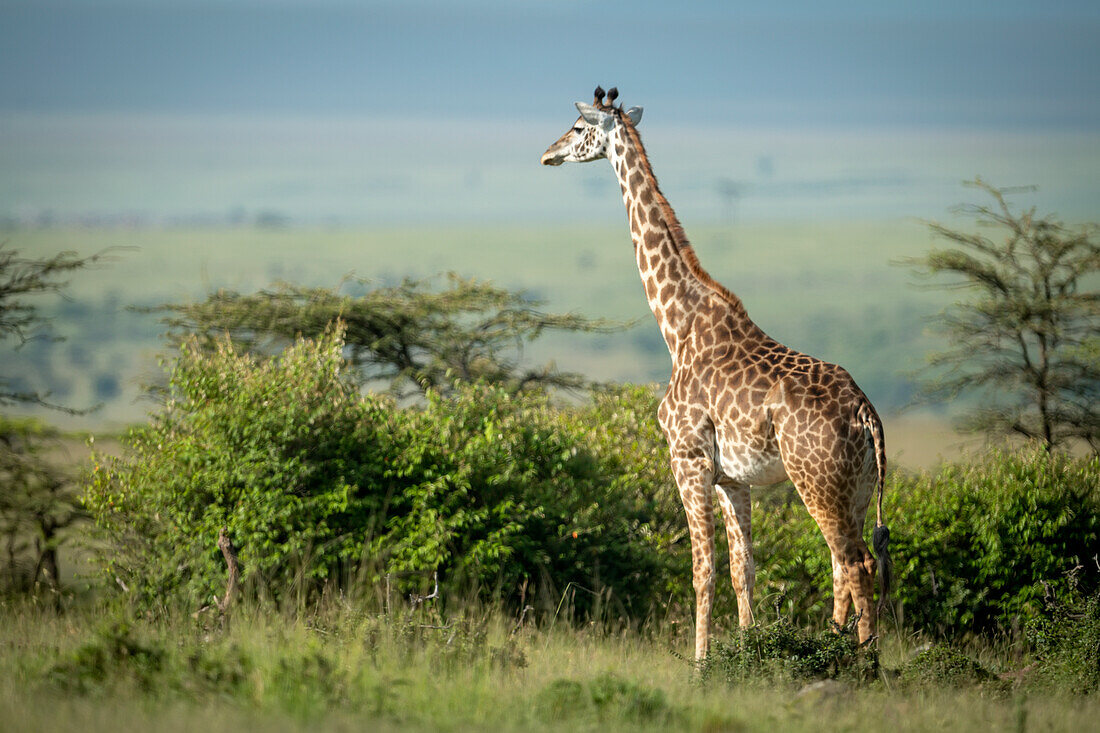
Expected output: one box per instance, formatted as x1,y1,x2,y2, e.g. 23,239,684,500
3,112,1098,229
2,1,1099,228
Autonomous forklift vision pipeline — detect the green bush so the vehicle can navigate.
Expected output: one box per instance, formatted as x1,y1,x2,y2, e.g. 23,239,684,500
85,328,676,617
700,618,877,685
897,644,995,688
0,416,84,594
744,486,834,625
535,674,677,725
86,327,401,612
380,382,675,616
563,384,689,608
85,323,1098,636
888,448,1100,638
1026,569,1100,693
735,448,1100,640
49,621,167,694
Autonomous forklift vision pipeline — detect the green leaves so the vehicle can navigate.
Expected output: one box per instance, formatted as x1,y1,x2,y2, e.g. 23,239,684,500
84,330,674,618
701,617,877,685
706,446,1099,640
887,447,1100,637
85,325,398,609
380,382,671,616
1,416,84,592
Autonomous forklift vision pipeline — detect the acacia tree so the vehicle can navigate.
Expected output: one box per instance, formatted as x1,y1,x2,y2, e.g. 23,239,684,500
0,245,113,410
151,274,624,397
909,178,1100,453
0,418,84,593
0,244,112,594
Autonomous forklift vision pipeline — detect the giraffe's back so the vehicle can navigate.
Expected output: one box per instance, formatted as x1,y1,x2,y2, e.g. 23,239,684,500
693,324,877,492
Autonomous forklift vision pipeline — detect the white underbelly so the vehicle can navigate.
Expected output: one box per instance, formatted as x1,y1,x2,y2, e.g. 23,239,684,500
715,441,789,486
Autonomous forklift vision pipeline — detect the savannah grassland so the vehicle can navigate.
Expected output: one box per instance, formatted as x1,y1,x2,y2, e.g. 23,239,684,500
4,221,1093,732
6,220,965,464
4,597,1100,733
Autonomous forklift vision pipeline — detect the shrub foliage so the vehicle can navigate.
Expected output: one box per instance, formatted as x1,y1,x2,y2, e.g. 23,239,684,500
1026,568,1100,692
888,448,1100,637
1,417,84,593
745,447,1100,638
86,326,1100,641
86,328,395,612
700,618,877,685
85,327,675,617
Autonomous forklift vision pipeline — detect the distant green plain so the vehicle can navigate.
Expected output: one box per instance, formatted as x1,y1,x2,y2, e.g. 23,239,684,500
5,220,963,464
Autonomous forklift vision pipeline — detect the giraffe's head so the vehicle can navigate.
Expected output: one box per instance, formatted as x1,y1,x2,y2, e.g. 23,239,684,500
540,86,643,166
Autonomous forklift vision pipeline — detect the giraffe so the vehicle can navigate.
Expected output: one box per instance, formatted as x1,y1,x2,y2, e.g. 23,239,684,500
541,87,892,661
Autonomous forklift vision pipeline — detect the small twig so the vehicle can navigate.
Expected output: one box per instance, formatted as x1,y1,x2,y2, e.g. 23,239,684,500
552,581,598,624
409,570,439,607
511,604,534,637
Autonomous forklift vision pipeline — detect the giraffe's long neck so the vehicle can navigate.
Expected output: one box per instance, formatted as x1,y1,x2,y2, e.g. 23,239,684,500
606,117,757,358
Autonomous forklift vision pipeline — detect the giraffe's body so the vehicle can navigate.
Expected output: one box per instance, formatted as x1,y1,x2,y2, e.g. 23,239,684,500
542,88,891,661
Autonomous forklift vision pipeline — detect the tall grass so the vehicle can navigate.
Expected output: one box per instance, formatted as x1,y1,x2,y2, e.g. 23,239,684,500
3,594,1099,733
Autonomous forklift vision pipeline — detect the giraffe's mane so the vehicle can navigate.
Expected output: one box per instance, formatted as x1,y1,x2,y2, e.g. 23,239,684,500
615,110,748,316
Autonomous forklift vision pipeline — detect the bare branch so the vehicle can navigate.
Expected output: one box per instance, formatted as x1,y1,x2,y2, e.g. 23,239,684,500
216,527,241,619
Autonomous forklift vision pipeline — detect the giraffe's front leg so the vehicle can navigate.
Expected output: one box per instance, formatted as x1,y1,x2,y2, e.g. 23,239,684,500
670,452,717,663
715,480,755,628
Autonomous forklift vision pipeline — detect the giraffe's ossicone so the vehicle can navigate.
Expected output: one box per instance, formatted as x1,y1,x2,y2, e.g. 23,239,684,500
542,87,893,662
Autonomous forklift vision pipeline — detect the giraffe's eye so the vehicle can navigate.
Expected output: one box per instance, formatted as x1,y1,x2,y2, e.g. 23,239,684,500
572,126,584,133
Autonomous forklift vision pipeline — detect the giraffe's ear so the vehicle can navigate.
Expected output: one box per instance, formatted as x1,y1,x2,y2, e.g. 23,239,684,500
625,106,643,126
575,102,613,129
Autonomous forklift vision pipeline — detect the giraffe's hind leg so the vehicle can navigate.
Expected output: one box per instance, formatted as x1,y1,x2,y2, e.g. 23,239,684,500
836,475,877,634
774,404,879,642
801,496,876,642
835,532,877,642
829,549,853,628
715,480,755,627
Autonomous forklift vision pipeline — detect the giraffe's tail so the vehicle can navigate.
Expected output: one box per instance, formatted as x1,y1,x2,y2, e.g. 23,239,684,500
860,402,893,600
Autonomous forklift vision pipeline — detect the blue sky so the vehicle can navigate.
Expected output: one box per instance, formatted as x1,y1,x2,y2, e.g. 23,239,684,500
2,0,1099,225
5,0,1099,126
